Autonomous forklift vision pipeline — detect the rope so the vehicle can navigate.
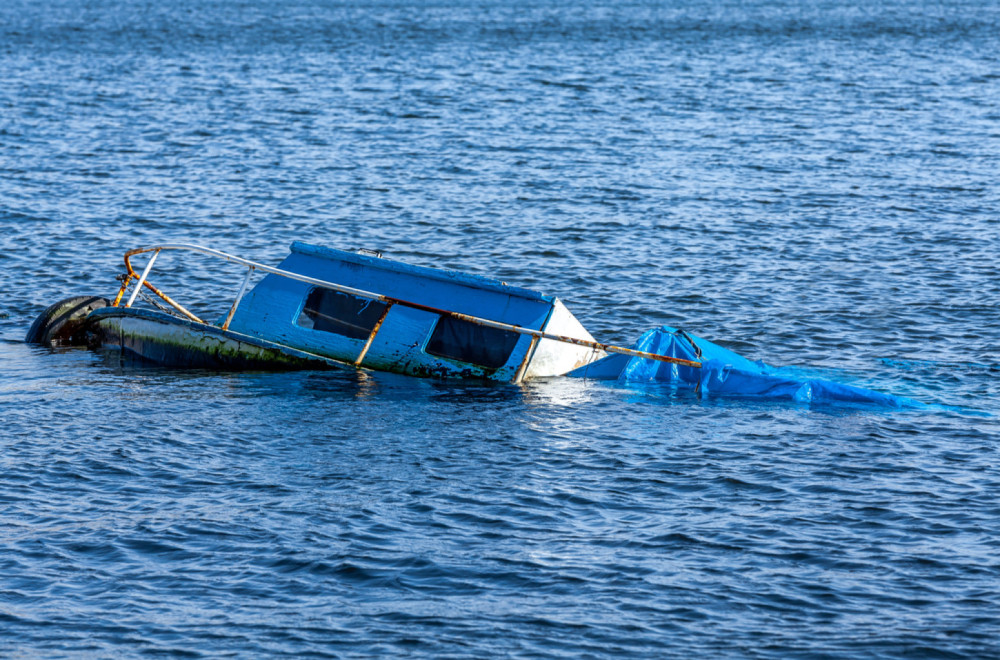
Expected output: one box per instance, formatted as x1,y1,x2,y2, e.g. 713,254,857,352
675,329,703,359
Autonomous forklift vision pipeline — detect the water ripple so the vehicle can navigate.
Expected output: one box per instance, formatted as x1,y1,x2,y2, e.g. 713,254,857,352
1,0,999,657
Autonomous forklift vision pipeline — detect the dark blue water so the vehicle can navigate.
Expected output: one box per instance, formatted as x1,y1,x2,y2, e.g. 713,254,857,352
2,1,999,656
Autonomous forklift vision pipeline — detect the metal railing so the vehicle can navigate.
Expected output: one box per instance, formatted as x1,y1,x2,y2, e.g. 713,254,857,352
113,244,703,370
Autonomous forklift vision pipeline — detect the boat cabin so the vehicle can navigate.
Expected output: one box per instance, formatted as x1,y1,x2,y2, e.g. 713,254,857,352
223,242,599,382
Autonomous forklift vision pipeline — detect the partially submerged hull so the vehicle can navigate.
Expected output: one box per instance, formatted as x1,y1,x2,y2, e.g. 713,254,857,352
26,242,619,382
89,307,343,370
26,242,918,406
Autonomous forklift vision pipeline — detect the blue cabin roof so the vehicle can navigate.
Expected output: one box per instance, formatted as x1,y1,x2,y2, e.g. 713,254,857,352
289,241,553,304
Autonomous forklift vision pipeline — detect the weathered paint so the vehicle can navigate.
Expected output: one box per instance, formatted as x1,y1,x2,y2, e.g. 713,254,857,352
89,307,345,370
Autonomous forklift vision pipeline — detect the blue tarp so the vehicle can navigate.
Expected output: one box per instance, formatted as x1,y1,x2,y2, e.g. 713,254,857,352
567,326,918,408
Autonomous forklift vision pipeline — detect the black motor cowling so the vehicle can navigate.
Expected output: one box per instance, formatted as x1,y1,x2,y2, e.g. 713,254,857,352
25,295,111,346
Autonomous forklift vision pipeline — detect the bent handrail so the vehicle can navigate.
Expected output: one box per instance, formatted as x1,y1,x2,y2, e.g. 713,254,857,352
115,243,702,369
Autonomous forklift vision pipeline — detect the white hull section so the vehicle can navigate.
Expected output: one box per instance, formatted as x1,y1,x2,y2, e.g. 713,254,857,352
523,299,606,379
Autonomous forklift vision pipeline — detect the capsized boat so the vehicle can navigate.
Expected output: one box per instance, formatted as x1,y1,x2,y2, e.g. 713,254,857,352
26,242,916,407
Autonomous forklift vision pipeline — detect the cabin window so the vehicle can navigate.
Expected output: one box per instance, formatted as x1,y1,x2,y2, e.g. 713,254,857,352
297,288,387,340
425,316,520,369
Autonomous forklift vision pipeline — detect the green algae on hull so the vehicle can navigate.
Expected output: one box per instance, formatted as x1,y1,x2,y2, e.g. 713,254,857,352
89,307,347,371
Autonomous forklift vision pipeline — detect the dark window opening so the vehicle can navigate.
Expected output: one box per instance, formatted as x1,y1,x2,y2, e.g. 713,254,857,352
297,288,387,340
425,316,520,369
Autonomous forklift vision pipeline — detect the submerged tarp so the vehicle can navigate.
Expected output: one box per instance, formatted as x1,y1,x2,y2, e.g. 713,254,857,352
567,326,918,408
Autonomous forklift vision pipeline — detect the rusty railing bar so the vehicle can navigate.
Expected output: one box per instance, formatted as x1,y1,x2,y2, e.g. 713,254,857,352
112,275,132,307
512,335,541,384
354,302,393,367
118,249,203,323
